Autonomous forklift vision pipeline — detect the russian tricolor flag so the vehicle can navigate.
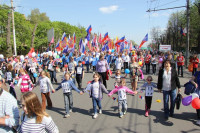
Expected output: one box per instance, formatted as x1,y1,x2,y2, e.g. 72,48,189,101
102,32,108,43
180,28,186,36
139,34,148,49
86,25,92,34
73,32,76,43
115,36,125,47
79,38,86,53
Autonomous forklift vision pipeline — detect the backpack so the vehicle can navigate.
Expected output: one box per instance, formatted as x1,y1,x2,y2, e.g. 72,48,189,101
184,81,196,95
184,72,199,95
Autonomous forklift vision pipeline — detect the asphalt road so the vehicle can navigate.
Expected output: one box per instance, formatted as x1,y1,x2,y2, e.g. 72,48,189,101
12,67,200,133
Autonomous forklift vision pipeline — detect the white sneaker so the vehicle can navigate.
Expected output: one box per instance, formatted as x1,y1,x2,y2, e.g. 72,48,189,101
93,114,98,119
196,120,200,125
99,109,102,114
64,114,70,118
123,111,127,115
69,109,72,113
119,114,124,118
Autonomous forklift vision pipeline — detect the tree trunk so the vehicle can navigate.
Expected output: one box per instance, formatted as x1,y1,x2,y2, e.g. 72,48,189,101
6,11,12,57
31,23,38,48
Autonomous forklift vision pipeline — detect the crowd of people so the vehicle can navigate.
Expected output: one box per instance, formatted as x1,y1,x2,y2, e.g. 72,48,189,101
0,48,200,132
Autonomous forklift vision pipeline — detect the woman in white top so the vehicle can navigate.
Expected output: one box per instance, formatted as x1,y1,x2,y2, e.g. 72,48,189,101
115,55,123,70
151,54,157,75
18,91,59,133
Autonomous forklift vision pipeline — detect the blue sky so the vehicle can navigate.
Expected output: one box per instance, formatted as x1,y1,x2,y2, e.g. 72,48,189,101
1,0,188,47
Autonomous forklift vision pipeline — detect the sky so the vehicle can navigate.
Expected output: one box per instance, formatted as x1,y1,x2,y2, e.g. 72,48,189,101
1,0,189,47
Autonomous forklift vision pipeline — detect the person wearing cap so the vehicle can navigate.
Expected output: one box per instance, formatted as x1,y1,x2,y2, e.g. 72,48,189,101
0,76,20,132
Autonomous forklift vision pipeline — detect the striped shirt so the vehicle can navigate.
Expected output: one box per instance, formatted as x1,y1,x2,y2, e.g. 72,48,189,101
17,74,32,92
18,113,59,133
0,90,19,133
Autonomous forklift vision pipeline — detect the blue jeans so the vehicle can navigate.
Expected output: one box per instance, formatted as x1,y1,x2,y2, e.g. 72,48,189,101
92,97,102,114
85,64,89,72
163,89,177,117
118,100,127,116
49,70,57,83
63,93,73,114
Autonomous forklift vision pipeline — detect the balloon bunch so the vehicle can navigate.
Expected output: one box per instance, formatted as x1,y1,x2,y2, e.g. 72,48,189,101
182,93,200,109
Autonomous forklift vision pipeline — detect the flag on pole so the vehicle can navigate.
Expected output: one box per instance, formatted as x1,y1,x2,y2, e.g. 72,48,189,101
48,37,54,47
86,25,92,34
73,32,76,43
102,32,108,43
79,38,86,53
86,25,92,41
98,33,102,44
129,41,133,51
115,36,125,47
139,34,148,49
102,41,109,51
63,45,69,53
61,32,67,48
180,28,186,36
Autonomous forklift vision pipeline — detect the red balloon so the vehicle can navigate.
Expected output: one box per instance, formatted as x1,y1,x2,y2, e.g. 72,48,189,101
191,97,200,109
64,64,68,68
87,81,92,84
82,61,85,65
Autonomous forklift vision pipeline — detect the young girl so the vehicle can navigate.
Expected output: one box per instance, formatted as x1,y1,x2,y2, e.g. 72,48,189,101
110,69,123,88
54,72,83,118
5,63,17,98
34,71,55,110
151,54,157,75
17,68,33,94
18,92,59,133
138,76,157,117
108,79,137,118
85,73,109,119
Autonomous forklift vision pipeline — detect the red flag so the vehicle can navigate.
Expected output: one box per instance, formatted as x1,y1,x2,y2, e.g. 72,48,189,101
49,37,54,47
129,41,133,51
99,33,102,44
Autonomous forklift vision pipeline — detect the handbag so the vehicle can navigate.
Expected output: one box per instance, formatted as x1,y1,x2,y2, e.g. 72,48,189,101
176,93,182,110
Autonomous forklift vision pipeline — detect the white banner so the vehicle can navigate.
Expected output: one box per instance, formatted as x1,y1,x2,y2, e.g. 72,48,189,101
159,45,171,51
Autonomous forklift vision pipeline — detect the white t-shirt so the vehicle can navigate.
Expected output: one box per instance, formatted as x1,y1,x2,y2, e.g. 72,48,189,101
123,55,130,62
118,89,127,100
115,58,122,69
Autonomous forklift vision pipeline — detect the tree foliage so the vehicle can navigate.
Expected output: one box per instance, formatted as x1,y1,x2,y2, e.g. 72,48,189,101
0,5,87,55
151,0,200,52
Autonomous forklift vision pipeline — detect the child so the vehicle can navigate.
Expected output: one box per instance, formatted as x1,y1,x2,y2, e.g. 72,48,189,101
34,71,55,110
108,79,137,118
17,68,33,94
91,54,97,71
19,92,59,133
54,72,83,118
5,64,17,98
110,69,123,88
75,61,85,90
138,76,157,117
85,72,109,119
